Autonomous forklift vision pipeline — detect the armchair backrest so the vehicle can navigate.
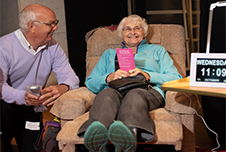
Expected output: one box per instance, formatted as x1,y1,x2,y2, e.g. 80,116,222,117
86,24,186,80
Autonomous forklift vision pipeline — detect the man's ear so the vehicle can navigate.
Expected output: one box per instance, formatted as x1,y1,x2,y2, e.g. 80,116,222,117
28,21,36,33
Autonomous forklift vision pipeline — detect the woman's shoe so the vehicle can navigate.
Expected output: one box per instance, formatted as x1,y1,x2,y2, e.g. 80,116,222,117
84,121,108,152
108,121,136,152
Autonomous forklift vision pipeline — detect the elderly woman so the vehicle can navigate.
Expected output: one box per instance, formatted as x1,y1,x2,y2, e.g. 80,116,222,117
77,14,182,152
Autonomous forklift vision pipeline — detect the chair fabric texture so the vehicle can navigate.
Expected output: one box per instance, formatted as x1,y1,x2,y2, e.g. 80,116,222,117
50,24,201,152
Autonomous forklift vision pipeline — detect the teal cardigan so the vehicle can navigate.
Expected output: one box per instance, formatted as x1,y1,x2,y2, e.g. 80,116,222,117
85,39,182,99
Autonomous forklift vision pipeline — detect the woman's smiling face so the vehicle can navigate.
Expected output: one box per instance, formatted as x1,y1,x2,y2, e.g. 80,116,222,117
122,21,144,48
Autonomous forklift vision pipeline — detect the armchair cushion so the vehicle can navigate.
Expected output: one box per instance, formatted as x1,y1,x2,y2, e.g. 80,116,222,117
85,27,122,79
165,91,201,114
57,112,89,147
50,87,95,120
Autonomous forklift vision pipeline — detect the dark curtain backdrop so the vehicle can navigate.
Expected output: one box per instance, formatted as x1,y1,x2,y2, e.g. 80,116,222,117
200,0,225,53
200,0,226,150
64,1,128,86
131,0,147,19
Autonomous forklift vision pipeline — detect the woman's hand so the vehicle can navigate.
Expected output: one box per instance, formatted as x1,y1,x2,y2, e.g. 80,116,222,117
106,68,150,83
128,68,150,81
106,69,130,83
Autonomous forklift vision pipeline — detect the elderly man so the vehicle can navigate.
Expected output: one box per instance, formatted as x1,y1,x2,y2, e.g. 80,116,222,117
0,4,79,152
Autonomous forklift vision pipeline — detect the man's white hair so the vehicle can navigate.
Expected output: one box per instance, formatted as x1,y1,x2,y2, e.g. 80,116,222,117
19,9,36,33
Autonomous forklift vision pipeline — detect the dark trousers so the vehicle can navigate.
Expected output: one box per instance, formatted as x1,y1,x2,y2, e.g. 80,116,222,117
78,88,165,142
1,100,43,152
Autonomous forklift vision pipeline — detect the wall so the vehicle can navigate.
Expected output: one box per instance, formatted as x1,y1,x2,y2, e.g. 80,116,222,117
0,0,19,36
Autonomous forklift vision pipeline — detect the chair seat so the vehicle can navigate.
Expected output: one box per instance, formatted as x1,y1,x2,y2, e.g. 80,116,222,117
57,108,183,151
149,108,183,150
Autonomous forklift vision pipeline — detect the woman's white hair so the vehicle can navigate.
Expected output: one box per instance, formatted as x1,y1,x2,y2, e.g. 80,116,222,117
117,14,148,38
19,9,36,33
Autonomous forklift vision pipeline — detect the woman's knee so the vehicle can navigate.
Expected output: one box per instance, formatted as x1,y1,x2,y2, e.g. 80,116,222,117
100,88,116,95
98,88,121,98
95,88,122,104
124,89,147,105
125,88,144,99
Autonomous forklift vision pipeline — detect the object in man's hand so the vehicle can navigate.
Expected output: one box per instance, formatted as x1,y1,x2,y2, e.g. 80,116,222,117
26,85,47,112
27,85,42,97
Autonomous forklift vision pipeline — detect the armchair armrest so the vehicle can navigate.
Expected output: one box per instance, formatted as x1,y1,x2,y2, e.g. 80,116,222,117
50,87,96,120
164,91,201,114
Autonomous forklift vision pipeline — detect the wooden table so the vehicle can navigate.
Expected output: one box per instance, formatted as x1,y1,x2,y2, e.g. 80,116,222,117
161,77,226,98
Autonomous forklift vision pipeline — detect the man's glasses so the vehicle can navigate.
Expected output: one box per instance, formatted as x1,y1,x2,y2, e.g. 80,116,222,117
123,26,143,33
33,20,59,28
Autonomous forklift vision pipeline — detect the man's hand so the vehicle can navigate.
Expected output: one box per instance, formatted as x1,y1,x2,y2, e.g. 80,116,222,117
39,84,69,106
25,91,42,106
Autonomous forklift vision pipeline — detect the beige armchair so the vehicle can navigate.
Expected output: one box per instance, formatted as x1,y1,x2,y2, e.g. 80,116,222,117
50,24,200,152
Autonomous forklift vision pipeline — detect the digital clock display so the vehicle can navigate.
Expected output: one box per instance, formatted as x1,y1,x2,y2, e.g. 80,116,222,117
190,53,226,88
196,58,226,83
